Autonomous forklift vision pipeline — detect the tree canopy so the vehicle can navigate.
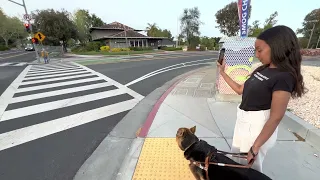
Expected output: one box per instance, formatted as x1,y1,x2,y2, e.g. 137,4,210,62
0,8,26,47
73,9,105,44
215,2,252,36
248,11,278,37
297,8,320,48
180,7,202,48
146,23,173,40
32,9,78,46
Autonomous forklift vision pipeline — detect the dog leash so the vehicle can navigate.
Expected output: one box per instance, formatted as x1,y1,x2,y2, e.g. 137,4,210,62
191,146,257,180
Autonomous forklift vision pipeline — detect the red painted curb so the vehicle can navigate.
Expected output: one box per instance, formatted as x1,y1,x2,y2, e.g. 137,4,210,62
138,80,179,137
138,68,203,138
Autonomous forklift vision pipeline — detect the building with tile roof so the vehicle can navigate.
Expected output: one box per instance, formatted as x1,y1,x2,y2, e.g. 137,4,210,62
90,22,173,49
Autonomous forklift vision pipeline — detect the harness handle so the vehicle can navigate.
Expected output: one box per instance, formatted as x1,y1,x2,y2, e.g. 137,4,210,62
192,151,256,180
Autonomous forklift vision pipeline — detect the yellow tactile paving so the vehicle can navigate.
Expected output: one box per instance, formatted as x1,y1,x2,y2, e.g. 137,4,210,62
132,138,194,180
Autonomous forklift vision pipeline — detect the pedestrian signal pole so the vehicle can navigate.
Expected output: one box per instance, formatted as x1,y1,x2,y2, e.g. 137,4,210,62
8,0,40,63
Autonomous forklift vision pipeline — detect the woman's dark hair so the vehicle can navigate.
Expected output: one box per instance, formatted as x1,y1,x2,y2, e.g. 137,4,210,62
251,25,306,98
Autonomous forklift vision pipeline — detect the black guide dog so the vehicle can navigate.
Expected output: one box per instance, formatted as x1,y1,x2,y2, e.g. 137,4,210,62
176,126,273,180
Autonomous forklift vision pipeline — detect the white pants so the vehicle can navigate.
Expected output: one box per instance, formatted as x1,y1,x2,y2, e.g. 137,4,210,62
230,105,278,173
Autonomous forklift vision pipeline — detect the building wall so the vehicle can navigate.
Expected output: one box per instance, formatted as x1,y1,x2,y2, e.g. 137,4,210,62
91,29,122,41
108,39,160,49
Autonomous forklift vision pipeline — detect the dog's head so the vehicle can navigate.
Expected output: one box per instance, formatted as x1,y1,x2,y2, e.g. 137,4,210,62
176,126,199,151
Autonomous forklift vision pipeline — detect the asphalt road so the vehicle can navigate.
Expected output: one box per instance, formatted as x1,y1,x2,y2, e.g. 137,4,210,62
0,51,217,180
88,52,216,96
0,66,26,95
0,49,36,63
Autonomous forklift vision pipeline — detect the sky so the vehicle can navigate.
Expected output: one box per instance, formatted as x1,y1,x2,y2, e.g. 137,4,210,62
0,0,318,38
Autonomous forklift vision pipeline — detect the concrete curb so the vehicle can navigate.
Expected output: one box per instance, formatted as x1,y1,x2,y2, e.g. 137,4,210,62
73,66,212,180
282,111,320,150
115,65,213,180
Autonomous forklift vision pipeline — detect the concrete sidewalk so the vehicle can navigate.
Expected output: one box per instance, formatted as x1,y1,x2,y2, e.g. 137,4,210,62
117,67,320,180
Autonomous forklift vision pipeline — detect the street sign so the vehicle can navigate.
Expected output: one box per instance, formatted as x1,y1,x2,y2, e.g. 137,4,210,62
34,32,46,42
23,14,31,21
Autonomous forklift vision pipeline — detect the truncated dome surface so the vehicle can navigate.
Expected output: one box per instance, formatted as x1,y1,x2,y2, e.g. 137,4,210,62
132,138,194,180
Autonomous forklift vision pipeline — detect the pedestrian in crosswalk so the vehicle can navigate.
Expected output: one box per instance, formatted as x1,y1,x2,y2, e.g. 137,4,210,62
41,48,49,64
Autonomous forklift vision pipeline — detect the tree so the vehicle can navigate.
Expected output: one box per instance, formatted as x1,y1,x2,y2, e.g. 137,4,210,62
264,11,278,29
248,11,278,37
159,29,173,40
248,20,262,37
298,37,309,48
180,7,202,48
200,36,216,50
146,23,159,37
146,23,173,40
215,2,252,36
32,9,78,50
73,9,91,44
0,9,26,47
297,8,320,48
177,33,185,45
90,14,105,27
73,9,105,44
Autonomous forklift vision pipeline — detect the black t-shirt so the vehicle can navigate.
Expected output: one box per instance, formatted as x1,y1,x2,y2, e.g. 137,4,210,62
239,67,295,111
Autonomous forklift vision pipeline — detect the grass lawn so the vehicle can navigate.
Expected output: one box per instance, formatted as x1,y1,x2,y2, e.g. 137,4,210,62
73,50,162,56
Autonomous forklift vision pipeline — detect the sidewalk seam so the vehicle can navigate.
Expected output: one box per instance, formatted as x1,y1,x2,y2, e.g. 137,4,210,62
138,65,213,137
206,99,232,149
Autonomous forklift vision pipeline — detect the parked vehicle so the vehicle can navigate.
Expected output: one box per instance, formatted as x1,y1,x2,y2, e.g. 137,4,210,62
25,44,35,51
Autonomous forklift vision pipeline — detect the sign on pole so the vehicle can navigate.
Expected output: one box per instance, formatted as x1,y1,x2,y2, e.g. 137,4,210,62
23,14,31,21
34,32,46,42
238,0,251,37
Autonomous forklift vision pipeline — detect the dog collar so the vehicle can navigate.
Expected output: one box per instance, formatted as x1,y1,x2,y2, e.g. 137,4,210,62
184,139,200,152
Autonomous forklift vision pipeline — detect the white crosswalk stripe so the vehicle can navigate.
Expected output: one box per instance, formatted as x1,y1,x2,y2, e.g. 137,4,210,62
0,62,28,66
0,62,144,151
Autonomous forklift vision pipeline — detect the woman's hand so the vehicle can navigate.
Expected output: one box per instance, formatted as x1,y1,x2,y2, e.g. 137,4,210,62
247,145,260,164
217,58,226,74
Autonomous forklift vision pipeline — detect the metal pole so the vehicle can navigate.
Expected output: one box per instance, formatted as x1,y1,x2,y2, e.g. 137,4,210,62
124,27,129,56
316,35,320,49
8,0,40,63
307,23,316,49
176,17,178,47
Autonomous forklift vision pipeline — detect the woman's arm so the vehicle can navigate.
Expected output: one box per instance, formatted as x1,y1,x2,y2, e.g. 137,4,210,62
248,90,291,161
220,71,244,95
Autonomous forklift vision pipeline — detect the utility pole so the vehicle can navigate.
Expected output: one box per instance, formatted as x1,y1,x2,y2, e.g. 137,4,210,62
176,16,179,47
307,20,317,49
122,24,129,56
8,0,40,63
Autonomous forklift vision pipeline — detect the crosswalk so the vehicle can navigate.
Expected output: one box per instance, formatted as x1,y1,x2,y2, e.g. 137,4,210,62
0,62,29,67
0,62,144,151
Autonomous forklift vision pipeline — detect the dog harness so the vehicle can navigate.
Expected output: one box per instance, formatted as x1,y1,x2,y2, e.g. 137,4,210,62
185,141,257,180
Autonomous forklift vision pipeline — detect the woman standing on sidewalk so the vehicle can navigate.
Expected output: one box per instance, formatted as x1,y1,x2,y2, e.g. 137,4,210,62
217,25,306,173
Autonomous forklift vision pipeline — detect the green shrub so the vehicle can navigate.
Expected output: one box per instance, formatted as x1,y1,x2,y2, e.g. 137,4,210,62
0,45,10,51
129,47,153,51
71,42,104,52
71,46,84,52
85,42,103,51
111,48,122,52
121,48,130,51
161,47,182,51
200,45,206,51
100,46,110,51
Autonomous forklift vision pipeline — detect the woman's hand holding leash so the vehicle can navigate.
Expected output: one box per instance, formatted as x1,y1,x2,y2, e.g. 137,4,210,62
247,145,259,164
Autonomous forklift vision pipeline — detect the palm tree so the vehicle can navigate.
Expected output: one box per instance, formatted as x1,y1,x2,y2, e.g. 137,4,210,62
146,23,158,37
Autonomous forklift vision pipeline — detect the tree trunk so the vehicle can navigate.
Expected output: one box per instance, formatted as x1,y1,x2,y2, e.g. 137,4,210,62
63,41,67,52
4,38,8,47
